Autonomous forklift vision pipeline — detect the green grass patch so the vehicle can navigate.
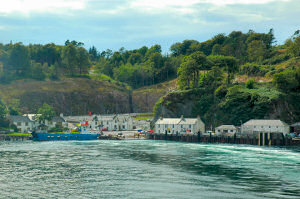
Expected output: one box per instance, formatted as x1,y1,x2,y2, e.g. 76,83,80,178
8,133,31,136
135,117,150,121
135,113,154,117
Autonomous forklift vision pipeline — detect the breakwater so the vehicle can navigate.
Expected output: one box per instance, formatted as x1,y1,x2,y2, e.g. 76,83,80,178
0,134,31,141
147,132,300,146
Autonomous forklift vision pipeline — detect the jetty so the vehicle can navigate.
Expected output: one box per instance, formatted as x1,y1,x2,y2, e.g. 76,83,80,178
0,134,31,141
147,132,300,146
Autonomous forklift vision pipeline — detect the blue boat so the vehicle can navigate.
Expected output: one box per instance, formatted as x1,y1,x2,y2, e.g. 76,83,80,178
32,132,100,141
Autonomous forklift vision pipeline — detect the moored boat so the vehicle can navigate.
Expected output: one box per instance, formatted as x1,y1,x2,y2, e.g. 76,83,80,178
31,132,100,141
32,120,100,141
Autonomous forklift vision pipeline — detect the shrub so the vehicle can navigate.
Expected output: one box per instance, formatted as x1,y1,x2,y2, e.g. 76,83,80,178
245,78,255,89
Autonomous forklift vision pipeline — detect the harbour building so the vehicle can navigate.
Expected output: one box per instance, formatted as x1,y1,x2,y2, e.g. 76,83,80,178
241,119,289,136
155,115,205,135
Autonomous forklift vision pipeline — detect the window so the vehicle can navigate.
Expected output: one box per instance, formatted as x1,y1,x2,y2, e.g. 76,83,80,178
122,125,125,129
189,125,191,128
254,126,256,128
165,124,168,128
230,130,233,132
25,122,28,126
276,126,278,128
172,124,174,128
158,124,160,128
181,125,183,128
269,126,271,128
17,122,21,126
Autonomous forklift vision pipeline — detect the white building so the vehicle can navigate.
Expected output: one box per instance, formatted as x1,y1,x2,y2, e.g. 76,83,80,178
7,115,34,133
64,114,134,131
241,119,290,135
215,125,237,135
8,115,67,132
155,116,205,135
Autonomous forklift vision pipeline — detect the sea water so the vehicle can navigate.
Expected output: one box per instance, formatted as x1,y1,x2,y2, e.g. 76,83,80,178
0,140,299,199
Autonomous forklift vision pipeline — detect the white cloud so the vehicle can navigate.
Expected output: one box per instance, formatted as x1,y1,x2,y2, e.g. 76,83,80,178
0,0,87,14
0,0,290,15
130,0,290,9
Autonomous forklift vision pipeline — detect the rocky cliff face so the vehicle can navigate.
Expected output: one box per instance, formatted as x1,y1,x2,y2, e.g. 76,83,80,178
0,78,131,115
132,80,177,113
153,88,300,127
0,78,176,115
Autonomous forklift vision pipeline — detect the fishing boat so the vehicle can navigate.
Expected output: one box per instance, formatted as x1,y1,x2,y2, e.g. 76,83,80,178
31,121,100,141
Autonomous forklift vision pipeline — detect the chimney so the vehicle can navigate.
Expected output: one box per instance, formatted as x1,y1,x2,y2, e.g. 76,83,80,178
159,114,163,120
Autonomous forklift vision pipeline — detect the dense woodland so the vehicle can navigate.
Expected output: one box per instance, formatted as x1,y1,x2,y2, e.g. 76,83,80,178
154,29,300,126
0,29,300,128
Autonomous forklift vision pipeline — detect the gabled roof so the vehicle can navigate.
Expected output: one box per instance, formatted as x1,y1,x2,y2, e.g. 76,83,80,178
242,119,288,126
215,125,237,130
7,115,32,123
51,116,65,122
156,118,198,125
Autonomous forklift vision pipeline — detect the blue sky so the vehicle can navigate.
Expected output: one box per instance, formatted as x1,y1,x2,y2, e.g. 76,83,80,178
0,0,299,52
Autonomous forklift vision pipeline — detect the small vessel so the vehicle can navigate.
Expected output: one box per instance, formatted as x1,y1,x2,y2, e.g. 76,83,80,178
31,121,100,141
31,132,100,141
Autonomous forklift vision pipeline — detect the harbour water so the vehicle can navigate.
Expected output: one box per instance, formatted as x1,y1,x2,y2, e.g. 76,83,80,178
0,140,299,199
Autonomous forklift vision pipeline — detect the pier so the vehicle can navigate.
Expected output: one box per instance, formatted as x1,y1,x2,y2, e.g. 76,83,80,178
0,134,31,141
147,132,300,146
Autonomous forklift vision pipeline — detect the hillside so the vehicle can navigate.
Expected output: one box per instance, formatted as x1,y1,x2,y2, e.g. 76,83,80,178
132,79,177,112
153,58,300,127
0,78,130,115
0,78,175,115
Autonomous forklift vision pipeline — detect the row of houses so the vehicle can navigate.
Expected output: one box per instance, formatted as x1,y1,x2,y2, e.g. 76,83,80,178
155,116,294,136
7,113,136,133
7,114,67,133
63,114,134,131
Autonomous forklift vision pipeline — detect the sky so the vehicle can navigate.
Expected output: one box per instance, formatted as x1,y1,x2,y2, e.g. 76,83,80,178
0,0,299,52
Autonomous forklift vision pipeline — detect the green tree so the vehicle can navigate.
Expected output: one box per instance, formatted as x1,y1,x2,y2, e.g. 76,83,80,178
273,69,300,92
62,44,77,76
37,104,55,123
288,36,300,57
77,47,91,74
177,52,208,89
30,61,46,80
8,43,31,77
247,40,267,62
88,46,99,61
0,99,9,128
208,55,238,84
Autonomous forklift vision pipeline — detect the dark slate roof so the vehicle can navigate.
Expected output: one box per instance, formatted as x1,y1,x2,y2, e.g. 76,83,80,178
51,116,65,122
7,115,32,123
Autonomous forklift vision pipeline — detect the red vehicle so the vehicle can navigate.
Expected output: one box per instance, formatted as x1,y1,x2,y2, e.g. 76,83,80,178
102,128,108,131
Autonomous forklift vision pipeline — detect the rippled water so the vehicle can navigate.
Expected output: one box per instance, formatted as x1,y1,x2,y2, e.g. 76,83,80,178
0,140,300,199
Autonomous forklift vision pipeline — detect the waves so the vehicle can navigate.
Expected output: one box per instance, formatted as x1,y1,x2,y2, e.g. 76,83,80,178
0,140,299,198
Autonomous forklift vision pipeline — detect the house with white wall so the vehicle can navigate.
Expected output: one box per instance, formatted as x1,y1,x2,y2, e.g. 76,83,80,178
64,114,134,131
8,114,67,132
215,125,237,135
241,119,289,135
7,115,34,133
155,116,205,135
